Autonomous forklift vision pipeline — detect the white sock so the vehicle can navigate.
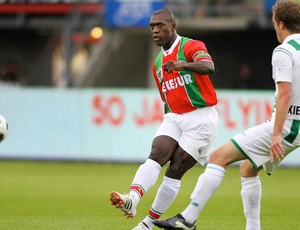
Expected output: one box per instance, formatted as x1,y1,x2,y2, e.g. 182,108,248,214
241,176,262,230
181,164,225,223
129,159,161,204
143,176,181,229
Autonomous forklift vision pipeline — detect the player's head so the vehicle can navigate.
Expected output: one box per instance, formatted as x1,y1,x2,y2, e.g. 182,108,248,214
150,9,177,49
272,0,300,43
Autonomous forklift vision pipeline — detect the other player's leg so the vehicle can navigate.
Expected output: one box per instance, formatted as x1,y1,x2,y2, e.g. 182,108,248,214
154,140,246,228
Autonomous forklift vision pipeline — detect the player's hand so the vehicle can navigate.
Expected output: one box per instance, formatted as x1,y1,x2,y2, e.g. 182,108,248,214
270,134,285,162
163,61,184,73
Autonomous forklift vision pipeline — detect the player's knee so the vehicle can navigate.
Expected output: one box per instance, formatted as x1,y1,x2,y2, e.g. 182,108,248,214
166,165,184,179
209,150,227,166
149,146,170,166
166,156,195,179
209,151,220,163
239,161,258,177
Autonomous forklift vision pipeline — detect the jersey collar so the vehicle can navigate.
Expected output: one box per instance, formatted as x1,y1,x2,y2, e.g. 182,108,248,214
283,33,300,43
161,35,181,56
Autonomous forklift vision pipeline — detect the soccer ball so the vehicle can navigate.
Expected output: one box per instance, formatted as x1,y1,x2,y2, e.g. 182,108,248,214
0,114,8,143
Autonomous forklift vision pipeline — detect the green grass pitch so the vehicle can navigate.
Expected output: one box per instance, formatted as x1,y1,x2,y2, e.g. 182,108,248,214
0,160,300,230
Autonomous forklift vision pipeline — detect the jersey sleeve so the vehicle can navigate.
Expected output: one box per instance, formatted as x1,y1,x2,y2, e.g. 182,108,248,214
183,40,213,64
272,44,293,83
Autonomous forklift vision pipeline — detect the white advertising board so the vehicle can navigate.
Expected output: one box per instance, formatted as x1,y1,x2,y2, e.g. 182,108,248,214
0,87,299,166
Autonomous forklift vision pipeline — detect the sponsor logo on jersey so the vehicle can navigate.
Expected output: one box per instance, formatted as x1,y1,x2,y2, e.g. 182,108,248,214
162,74,193,93
288,105,300,115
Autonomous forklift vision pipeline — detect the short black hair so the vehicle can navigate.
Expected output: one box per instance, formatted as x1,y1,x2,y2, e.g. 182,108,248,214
152,9,176,24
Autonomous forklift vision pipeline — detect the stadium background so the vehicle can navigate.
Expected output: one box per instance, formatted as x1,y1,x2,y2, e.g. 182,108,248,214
1,0,300,166
1,1,300,230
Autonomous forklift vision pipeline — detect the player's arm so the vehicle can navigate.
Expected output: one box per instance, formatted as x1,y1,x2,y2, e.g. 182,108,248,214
163,40,215,74
163,60,214,74
270,45,293,162
186,60,215,74
270,81,291,162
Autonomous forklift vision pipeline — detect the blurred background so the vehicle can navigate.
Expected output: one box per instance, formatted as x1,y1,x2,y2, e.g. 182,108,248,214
1,0,300,166
0,0,278,89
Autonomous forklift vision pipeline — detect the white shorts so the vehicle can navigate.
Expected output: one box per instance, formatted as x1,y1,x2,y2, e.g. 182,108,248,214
154,106,219,165
231,118,300,174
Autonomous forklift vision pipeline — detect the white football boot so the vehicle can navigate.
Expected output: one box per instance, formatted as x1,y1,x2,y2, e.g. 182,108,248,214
110,191,137,218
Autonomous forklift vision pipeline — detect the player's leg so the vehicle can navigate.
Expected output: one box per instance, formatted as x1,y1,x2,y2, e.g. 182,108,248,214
111,113,182,219
234,120,276,230
140,147,197,229
154,140,246,229
181,141,245,223
240,160,262,230
110,157,161,218
147,108,219,229
239,118,300,230
110,135,178,218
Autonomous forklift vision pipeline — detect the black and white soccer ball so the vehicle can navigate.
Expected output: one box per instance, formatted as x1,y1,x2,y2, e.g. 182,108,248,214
0,114,8,143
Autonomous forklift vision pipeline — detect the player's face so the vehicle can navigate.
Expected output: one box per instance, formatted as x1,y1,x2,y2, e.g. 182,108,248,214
150,13,176,49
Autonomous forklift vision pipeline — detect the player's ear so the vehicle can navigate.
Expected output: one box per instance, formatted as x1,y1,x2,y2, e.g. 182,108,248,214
171,23,176,32
279,21,285,30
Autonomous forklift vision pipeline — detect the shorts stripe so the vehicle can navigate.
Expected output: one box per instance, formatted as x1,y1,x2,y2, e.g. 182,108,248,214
230,138,258,168
284,120,300,143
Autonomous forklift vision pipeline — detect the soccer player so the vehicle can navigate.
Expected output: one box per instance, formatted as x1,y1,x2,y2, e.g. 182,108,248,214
153,1,300,230
110,9,219,230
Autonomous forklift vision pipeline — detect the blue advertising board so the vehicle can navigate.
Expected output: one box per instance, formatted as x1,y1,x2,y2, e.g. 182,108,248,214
104,0,165,28
264,0,275,13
